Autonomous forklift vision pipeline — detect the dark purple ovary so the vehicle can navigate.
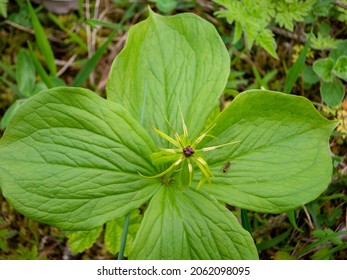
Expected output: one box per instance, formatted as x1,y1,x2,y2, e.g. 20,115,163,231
183,146,194,157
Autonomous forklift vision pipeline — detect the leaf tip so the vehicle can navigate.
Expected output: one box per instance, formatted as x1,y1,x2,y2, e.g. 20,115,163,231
147,5,156,18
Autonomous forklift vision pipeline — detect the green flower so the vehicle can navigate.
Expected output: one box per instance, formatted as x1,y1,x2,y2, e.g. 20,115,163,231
144,107,240,189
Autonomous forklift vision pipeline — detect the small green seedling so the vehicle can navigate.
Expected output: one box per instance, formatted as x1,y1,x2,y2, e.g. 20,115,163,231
312,40,347,107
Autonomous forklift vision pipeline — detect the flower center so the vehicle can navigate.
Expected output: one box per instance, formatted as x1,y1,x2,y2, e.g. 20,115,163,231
183,146,194,157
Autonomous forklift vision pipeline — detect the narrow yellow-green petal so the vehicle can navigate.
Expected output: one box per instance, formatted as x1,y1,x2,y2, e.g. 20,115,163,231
199,140,241,152
197,176,207,190
153,127,180,147
151,151,181,165
187,161,193,187
159,148,180,153
139,157,183,179
164,117,184,148
179,160,192,188
192,124,216,148
193,156,213,184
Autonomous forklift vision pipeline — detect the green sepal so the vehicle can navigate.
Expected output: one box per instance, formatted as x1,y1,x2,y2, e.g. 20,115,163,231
179,160,192,188
150,151,180,166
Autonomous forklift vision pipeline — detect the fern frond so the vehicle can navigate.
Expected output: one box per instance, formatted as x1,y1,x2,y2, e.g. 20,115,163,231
0,0,8,18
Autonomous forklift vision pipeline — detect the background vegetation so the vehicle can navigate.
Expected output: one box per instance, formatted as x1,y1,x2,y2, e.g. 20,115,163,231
0,0,346,259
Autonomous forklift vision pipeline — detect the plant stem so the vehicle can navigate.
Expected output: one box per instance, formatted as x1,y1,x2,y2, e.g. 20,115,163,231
241,209,252,235
118,213,130,260
118,73,148,260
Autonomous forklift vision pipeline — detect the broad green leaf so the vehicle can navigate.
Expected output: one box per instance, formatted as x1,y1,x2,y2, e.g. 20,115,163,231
152,0,177,13
66,226,103,253
329,40,347,62
198,90,337,213
302,65,320,85
27,0,56,76
32,81,48,95
130,186,258,260
0,87,161,230
16,49,35,97
104,210,142,255
332,55,347,82
106,10,230,147
0,99,26,129
49,76,66,87
320,80,345,106
313,58,334,82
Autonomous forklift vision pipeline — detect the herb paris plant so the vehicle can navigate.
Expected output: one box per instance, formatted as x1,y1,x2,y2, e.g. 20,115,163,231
0,10,337,259
143,108,241,189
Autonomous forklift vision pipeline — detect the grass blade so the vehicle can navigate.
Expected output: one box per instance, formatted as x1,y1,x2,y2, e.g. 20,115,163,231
117,213,130,260
28,43,53,88
72,30,117,87
287,209,304,233
27,0,56,76
16,49,36,97
284,36,311,93
296,230,347,258
0,61,16,79
256,229,291,251
241,209,252,234
0,77,20,97
85,19,123,30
